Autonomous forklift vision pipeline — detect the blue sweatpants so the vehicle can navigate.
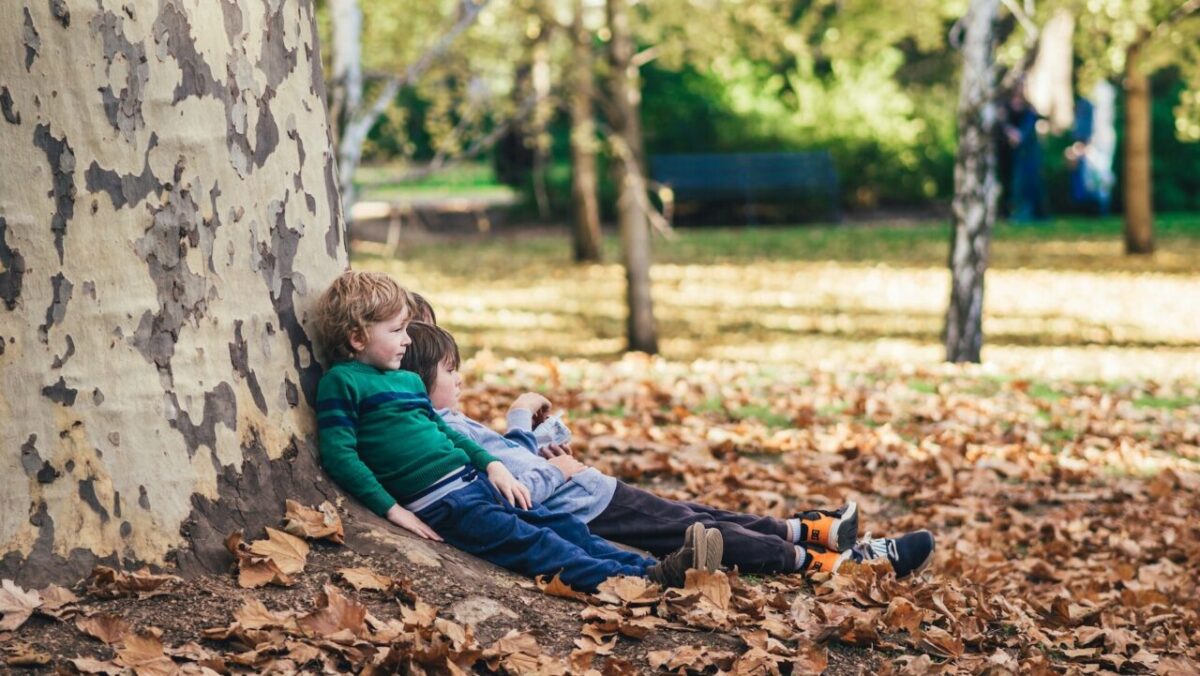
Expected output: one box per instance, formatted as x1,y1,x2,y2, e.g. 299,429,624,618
414,479,655,592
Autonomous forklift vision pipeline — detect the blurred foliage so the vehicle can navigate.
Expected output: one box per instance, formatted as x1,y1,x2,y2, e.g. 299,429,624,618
319,0,1199,213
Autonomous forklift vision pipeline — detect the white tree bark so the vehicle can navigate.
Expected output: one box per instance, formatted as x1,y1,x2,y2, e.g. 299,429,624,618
329,0,364,140
944,0,1001,363
0,0,347,585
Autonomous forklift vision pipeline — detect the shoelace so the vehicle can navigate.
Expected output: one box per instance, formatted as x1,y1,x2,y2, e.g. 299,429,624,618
847,532,896,562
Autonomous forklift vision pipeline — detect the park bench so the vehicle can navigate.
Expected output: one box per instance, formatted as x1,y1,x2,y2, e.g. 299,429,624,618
650,151,840,224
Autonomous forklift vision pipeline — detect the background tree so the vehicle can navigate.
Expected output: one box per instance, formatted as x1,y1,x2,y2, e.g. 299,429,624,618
1070,0,1200,254
945,0,1002,363
567,0,603,262
0,0,348,585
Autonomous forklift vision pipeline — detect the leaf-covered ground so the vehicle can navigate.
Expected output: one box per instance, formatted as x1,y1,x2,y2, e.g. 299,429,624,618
4,219,1198,672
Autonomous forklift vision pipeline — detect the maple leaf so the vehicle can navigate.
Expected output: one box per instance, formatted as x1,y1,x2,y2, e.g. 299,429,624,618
75,613,132,644
0,579,41,632
249,528,309,575
336,567,401,593
282,499,345,544
115,630,177,675
593,575,660,606
84,566,180,599
536,573,589,602
297,584,367,638
684,569,732,611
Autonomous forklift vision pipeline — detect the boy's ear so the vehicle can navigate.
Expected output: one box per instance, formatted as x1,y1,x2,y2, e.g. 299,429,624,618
347,327,368,353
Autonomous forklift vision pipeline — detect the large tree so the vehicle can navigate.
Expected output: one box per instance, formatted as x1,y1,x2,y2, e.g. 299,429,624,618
0,0,348,586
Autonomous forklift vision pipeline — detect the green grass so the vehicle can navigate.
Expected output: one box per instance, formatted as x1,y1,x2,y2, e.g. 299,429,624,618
908,380,938,394
1134,395,1200,410
730,404,792,428
374,213,1200,274
1028,383,1066,402
354,161,517,201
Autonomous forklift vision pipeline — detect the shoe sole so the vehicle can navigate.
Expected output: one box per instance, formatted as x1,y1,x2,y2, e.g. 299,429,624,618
898,530,936,579
830,501,858,552
702,529,724,572
685,523,707,572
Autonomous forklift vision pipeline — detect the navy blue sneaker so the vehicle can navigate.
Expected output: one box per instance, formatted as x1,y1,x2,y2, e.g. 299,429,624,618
841,530,935,579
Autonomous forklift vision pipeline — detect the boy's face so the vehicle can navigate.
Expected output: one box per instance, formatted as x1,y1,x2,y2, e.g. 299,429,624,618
428,358,461,410
351,309,412,371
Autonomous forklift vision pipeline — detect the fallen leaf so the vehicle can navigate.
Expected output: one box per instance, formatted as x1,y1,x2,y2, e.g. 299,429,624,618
75,613,132,644
85,566,180,599
283,500,345,544
594,576,660,605
684,569,731,611
0,580,41,632
249,528,310,575
336,567,397,593
115,631,177,675
297,584,367,638
68,657,125,674
537,573,589,602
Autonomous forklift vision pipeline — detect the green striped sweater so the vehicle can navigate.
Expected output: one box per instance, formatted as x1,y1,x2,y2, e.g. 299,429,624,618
316,360,498,516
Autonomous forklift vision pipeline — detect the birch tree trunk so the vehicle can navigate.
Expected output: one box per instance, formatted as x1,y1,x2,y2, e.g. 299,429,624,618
568,0,603,263
944,0,1001,363
328,0,364,146
607,0,658,354
0,0,347,586
1122,43,1154,255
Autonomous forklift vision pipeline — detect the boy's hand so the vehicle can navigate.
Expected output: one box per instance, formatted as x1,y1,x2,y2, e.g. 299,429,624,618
539,443,572,458
547,453,587,479
487,462,532,509
510,393,551,427
385,504,443,541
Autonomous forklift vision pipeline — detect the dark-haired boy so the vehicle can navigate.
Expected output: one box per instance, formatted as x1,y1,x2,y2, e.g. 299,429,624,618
400,321,936,579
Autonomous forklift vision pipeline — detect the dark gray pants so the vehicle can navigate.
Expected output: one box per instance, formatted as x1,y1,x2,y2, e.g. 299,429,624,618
587,482,797,574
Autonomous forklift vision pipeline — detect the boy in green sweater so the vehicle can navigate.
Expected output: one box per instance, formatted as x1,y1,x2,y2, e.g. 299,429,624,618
314,271,721,592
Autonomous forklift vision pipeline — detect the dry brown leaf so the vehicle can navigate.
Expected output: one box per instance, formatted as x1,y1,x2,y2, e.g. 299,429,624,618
282,499,345,544
297,584,367,638
336,567,396,593
4,643,51,667
919,625,965,658
234,598,296,630
0,580,41,632
400,600,438,628
537,573,589,602
85,566,180,599
684,569,731,611
225,531,295,588
249,528,310,575
68,656,125,674
882,596,923,634
75,613,132,644
791,642,830,675
38,583,80,619
594,576,660,605
115,631,177,675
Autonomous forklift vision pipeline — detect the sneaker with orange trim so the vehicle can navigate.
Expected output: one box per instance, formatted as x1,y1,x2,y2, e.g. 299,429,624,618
795,501,858,552
802,546,843,575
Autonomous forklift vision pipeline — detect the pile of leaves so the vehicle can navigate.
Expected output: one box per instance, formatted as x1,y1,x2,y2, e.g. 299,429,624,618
2,355,1198,673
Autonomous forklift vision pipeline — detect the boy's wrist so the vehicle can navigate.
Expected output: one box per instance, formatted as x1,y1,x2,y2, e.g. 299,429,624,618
506,408,534,432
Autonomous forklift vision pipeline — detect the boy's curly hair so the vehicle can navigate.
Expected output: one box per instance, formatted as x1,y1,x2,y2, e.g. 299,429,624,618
314,270,412,362
408,292,437,325
400,322,460,393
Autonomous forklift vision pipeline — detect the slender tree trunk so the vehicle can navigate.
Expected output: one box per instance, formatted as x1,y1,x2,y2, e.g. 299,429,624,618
945,0,1001,363
568,0,603,262
0,0,347,585
530,29,553,221
1122,43,1154,255
328,0,363,147
606,0,657,354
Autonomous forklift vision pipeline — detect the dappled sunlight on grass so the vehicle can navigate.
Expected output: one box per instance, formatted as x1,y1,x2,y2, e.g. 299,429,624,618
354,216,1200,382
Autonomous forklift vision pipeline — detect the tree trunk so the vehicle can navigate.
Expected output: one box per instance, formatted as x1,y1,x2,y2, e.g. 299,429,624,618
1122,43,1154,255
568,0,603,263
328,0,364,146
0,0,348,586
606,0,658,354
944,0,1001,364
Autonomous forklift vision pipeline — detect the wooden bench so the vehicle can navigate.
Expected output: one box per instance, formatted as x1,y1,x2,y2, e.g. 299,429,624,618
650,152,840,223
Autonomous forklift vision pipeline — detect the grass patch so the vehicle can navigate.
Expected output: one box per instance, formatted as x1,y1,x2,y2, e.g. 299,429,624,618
1134,395,1200,410
1028,383,1066,402
908,380,938,394
731,404,792,428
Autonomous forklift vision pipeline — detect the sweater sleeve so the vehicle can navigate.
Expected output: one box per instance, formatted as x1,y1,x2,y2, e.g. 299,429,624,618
433,413,499,471
316,370,396,517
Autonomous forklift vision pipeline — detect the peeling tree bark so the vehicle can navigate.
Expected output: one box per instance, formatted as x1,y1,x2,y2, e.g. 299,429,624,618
606,0,658,354
0,0,348,586
944,0,1000,364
